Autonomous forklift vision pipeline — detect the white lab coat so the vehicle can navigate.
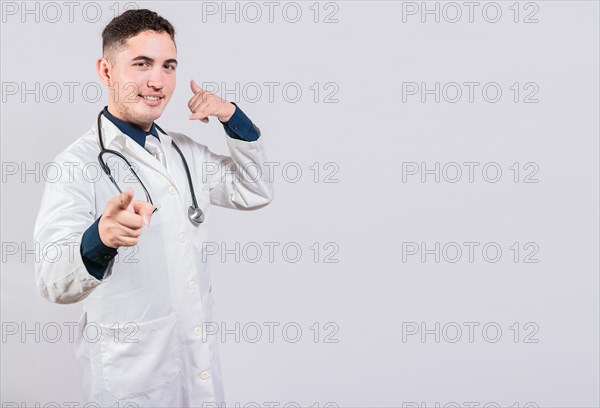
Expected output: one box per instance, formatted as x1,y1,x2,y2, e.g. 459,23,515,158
33,114,273,406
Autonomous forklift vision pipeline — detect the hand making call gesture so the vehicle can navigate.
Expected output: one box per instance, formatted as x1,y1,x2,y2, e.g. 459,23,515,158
188,79,236,124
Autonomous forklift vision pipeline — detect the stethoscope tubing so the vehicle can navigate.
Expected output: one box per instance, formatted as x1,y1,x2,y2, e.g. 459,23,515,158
96,110,203,224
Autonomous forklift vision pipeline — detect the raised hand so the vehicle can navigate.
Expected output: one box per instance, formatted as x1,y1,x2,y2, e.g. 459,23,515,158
188,79,236,123
98,188,155,248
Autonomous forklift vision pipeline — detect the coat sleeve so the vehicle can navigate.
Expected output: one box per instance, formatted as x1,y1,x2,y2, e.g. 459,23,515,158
33,150,111,304
200,134,274,210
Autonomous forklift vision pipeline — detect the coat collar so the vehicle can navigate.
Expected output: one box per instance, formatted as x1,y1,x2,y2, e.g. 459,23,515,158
102,106,159,148
96,112,177,187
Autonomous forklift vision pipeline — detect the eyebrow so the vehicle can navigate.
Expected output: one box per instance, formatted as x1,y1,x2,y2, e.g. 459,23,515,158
131,55,178,66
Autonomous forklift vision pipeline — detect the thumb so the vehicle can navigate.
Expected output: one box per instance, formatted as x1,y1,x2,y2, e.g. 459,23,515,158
132,200,155,226
118,188,134,211
190,79,202,94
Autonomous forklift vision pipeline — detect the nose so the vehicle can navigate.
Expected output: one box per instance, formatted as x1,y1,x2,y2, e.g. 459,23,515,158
147,67,164,90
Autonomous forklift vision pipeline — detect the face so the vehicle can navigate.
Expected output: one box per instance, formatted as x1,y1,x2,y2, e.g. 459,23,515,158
97,30,177,131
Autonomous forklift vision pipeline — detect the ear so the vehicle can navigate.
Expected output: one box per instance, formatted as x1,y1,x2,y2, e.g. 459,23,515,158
96,57,112,87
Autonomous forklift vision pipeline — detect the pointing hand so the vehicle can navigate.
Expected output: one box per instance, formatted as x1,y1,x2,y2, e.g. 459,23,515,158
98,188,155,248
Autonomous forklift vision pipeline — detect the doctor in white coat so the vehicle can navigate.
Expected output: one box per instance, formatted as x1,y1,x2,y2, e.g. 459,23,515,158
33,9,273,406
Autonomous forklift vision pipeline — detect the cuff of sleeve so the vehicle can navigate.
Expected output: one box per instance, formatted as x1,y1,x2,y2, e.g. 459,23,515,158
220,102,261,142
80,216,118,280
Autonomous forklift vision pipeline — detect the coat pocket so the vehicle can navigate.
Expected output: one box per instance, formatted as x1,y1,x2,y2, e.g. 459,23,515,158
98,313,182,400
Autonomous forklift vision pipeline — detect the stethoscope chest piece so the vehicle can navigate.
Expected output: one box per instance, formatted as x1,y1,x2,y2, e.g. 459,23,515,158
188,206,205,225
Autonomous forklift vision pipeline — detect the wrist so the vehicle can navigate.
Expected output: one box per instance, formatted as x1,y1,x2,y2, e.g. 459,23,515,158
218,102,236,123
98,216,118,249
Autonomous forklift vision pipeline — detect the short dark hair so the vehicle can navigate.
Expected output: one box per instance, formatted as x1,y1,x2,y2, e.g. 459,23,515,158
102,9,176,56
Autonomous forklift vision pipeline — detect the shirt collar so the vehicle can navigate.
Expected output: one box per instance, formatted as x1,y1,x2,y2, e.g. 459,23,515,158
102,106,159,148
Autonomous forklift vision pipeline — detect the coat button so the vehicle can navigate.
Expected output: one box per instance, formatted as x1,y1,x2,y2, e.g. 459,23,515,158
193,327,202,336
169,186,177,195
187,281,197,291
179,233,187,243
200,370,210,380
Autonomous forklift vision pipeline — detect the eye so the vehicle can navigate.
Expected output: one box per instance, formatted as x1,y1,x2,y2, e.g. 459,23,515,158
164,63,176,71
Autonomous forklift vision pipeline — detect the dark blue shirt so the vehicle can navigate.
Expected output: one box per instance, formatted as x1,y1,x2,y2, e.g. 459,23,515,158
81,104,260,280
102,106,161,146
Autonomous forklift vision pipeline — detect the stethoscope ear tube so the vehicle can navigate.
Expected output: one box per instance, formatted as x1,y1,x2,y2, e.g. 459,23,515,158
98,151,114,176
97,112,114,176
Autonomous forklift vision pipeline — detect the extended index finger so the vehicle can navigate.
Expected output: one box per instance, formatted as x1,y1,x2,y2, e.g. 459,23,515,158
116,188,134,211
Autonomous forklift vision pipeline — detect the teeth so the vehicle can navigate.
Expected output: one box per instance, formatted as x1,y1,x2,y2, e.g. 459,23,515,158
143,96,161,101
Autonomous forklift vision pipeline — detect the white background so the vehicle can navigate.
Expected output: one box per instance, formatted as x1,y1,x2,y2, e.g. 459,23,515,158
1,1,599,407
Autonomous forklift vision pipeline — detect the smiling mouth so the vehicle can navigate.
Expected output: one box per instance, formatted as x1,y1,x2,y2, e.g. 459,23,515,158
141,95,164,101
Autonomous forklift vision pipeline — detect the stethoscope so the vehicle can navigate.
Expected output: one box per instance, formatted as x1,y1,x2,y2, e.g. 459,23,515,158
96,111,205,225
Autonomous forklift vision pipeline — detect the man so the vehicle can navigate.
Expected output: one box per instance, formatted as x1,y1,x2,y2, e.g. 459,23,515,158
33,9,273,406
